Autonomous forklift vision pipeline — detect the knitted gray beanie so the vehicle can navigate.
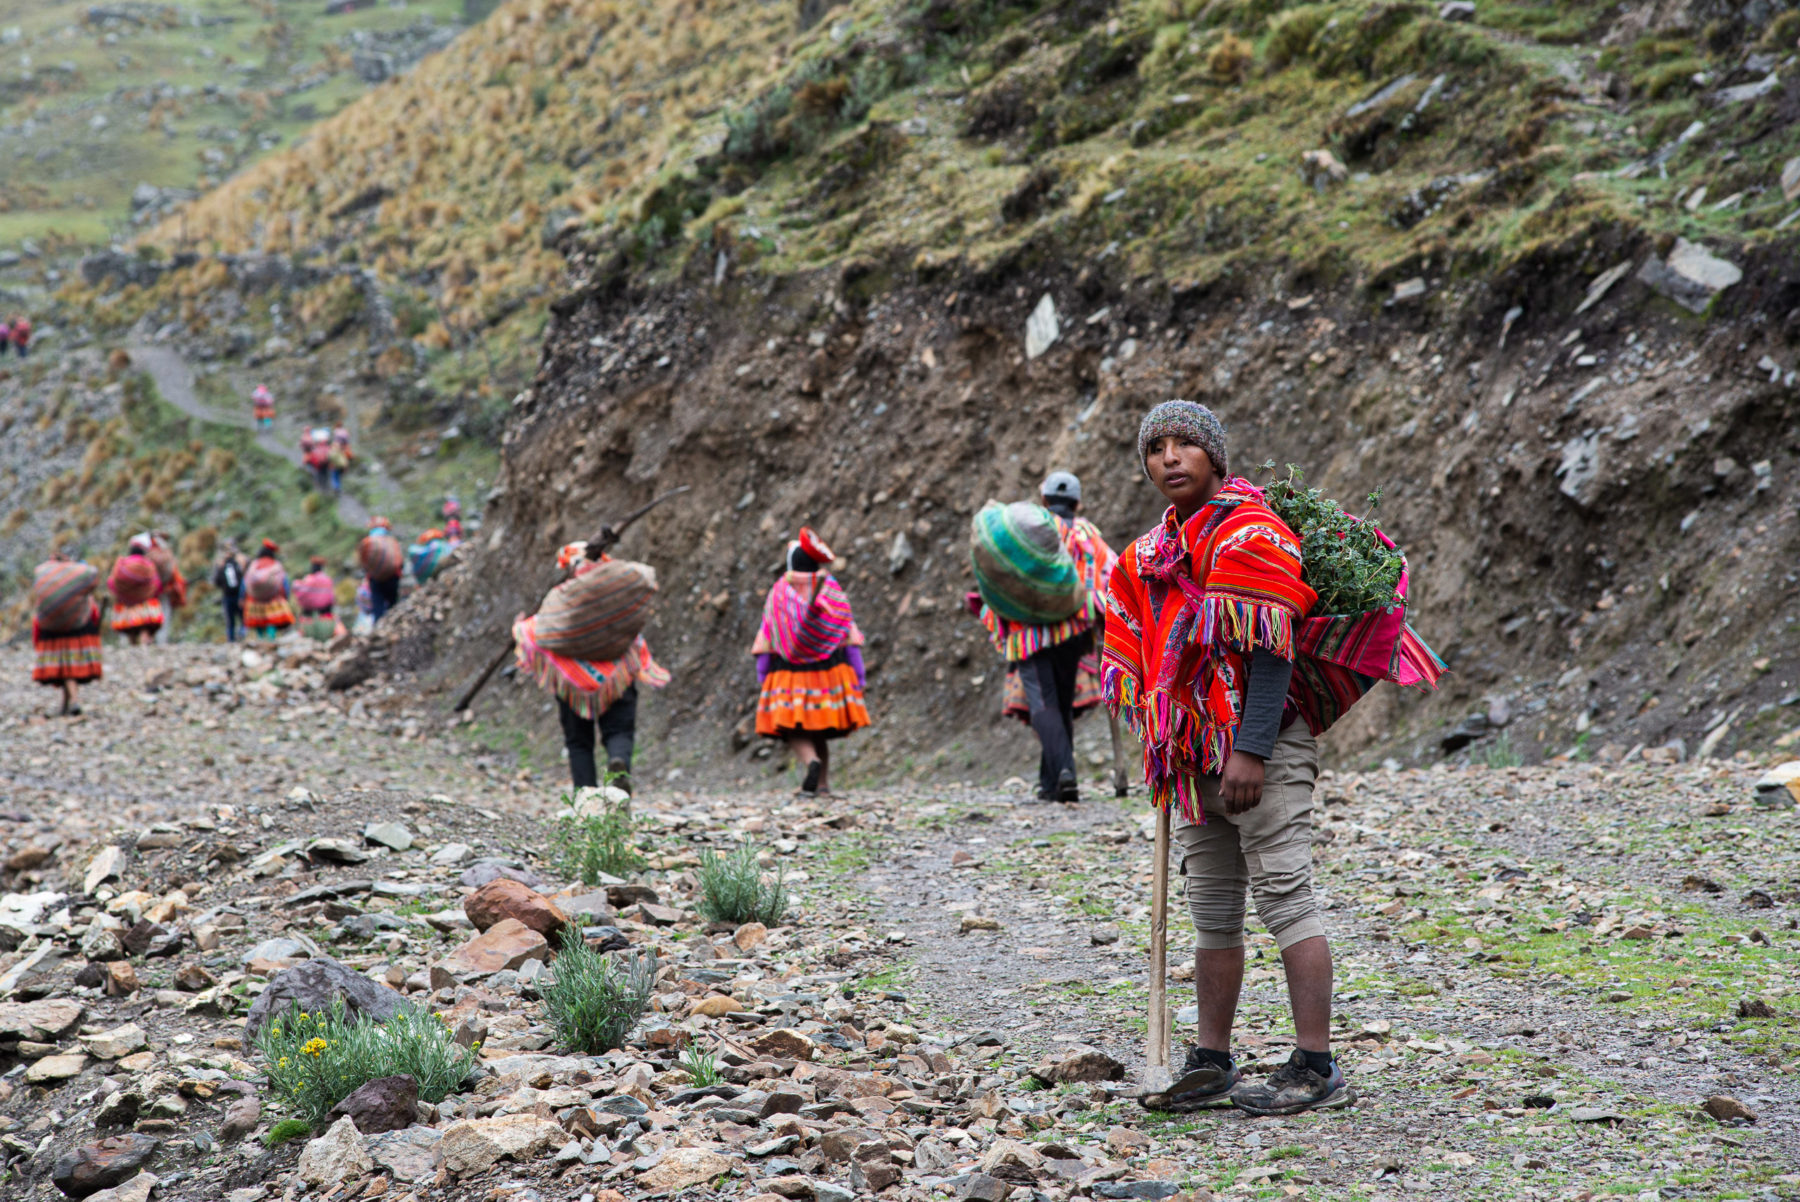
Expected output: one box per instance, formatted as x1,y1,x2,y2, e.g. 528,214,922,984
1137,399,1228,478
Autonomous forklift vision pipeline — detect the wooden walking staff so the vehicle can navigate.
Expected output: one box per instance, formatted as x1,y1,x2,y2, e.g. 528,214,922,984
1142,803,1175,1095
450,485,689,713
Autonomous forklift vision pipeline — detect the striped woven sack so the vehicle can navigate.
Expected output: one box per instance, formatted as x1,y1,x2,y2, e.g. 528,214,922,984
109,554,160,606
245,559,286,602
33,561,98,635
969,500,1083,625
408,539,449,584
294,572,335,612
146,541,178,586
359,532,403,582
533,559,658,663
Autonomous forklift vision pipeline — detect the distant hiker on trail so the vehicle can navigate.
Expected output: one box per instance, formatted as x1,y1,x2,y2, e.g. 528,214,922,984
31,551,102,716
443,497,464,545
108,534,165,645
9,316,30,359
303,428,333,492
971,471,1116,804
294,555,343,642
408,528,451,586
358,517,404,623
514,541,669,794
251,385,275,430
752,527,869,798
327,429,351,496
242,539,295,640
213,541,246,643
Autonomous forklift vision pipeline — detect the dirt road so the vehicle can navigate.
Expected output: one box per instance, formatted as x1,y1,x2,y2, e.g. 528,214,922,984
0,644,1794,1200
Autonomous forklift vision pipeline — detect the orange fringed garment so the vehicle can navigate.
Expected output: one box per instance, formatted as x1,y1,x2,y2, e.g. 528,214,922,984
1101,479,1315,820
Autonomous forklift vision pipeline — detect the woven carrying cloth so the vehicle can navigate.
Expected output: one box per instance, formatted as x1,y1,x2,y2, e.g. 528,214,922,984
756,571,857,665
408,538,450,584
108,553,161,607
294,571,335,614
245,559,287,602
513,618,670,721
970,500,1084,625
32,612,102,684
1102,478,1444,821
978,514,1115,662
33,561,99,635
359,531,404,582
533,559,657,663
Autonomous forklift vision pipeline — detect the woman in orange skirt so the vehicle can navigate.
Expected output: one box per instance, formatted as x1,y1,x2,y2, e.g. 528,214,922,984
751,527,869,797
242,539,296,639
107,534,165,645
32,552,103,715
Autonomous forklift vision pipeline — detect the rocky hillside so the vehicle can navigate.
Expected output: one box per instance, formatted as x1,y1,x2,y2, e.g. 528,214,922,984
42,0,1800,778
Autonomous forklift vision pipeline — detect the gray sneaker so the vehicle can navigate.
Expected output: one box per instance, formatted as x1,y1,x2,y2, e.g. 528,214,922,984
1229,1050,1354,1116
1140,1046,1239,1112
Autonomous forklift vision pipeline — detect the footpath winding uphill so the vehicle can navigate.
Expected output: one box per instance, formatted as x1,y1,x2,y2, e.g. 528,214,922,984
0,645,1794,1201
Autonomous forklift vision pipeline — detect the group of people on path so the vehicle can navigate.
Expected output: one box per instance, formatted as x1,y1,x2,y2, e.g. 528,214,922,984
505,397,1440,1122
0,316,32,359
300,427,353,496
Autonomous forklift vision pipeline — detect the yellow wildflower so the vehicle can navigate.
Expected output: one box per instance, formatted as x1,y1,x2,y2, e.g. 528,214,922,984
302,1038,328,1057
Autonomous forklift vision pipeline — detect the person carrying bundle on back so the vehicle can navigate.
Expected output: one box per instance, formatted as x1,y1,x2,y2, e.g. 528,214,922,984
975,472,1116,803
408,528,451,586
1106,400,1444,1117
294,555,344,642
251,384,275,430
752,527,869,798
147,530,187,643
243,540,295,640
358,517,404,623
108,534,165,645
31,550,103,715
443,497,464,545
513,540,667,794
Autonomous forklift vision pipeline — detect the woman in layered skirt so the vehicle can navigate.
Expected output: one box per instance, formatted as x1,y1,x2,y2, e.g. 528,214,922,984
751,527,869,797
32,553,102,715
107,534,164,644
243,539,296,639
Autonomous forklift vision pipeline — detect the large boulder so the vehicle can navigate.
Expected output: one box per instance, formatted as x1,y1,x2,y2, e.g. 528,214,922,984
463,879,568,943
244,955,413,1041
50,1134,159,1198
325,1074,419,1134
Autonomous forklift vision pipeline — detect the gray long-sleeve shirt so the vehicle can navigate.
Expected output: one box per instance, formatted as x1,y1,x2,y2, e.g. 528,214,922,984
1233,648,1293,760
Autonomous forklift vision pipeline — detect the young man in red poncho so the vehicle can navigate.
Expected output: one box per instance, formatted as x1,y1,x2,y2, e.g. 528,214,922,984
1103,400,1348,1117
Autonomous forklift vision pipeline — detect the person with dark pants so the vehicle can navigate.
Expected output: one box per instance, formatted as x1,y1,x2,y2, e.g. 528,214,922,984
213,543,245,642
368,574,400,621
558,684,639,790
358,517,404,623
1018,629,1092,801
973,472,1117,803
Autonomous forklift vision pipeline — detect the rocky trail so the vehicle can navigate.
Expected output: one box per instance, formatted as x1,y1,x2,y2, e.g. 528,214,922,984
0,643,1795,1202
126,342,373,530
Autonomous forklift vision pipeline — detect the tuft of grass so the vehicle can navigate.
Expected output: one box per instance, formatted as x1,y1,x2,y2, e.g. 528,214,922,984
695,843,789,926
680,1041,722,1087
263,1118,311,1147
540,946,657,1054
551,789,649,883
1483,733,1522,769
253,999,475,1129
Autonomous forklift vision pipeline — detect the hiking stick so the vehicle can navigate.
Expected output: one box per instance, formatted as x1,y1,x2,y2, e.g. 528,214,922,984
1109,711,1129,798
451,485,689,713
1143,805,1174,1095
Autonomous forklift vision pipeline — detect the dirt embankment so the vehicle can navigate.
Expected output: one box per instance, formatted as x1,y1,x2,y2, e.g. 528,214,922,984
388,243,1800,783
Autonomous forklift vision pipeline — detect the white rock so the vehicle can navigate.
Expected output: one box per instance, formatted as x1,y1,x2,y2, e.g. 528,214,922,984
297,1115,373,1188
1784,156,1800,202
1025,294,1059,360
84,1172,158,1202
81,1022,148,1060
0,891,67,932
363,822,413,851
430,842,473,866
85,846,126,895
437,1114,566,1173
1638,238,1741,313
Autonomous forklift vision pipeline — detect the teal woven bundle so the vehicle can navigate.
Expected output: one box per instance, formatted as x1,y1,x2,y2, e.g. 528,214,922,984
969,500,1082,625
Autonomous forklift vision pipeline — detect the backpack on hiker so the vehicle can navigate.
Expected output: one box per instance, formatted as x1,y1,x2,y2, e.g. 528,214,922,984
245,559,286,602
33,561,99,634
969,500,1084,625
532,559,657,663
359,531,403,582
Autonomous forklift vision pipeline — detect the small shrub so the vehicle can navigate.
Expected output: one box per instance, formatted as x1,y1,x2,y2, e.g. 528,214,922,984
1483,733,1521,769
695,843,788,926
551,789,648,883
541,946,657,1054
1208,32,1254,83
253,999,476,1128
680,1042,721,1086
263,1118,310,1147
1266,5,1330,69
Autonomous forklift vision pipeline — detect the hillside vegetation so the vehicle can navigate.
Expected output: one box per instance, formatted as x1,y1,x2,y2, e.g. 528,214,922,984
144,0,1800,326
0,0,474,250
